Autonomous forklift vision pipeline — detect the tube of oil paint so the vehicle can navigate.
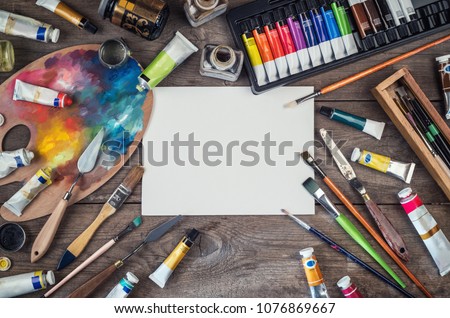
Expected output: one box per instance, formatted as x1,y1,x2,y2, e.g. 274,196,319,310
0,149,34,179
251,17,280,82
306,0,335,64
262,14,290,79
373,0,399,43
319,0,347,59
286,5,313,71
0,270,55,297
319,106,386,139
0,9,60,43
351,148,416,183
347,0,377,49
337,276,364,298
361,0,388,46
398,188,450,276
331,1,359,55
299,247,329,298
13,80,73,108
274,10,302,75
149,228,199,288
36,0,97,34
106,272,139,298
3,167,54,217
436,54,450,120
296,1,324,67
240,22,269,86
398,0,421,34
137,31,199,92
385,0,410,38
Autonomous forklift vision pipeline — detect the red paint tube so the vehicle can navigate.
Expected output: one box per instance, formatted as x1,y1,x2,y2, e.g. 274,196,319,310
262,14,290,79
251,17,279,83
337,276,364,298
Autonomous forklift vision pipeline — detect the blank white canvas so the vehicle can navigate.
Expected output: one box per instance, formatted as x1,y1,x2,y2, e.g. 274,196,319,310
142,87,315,215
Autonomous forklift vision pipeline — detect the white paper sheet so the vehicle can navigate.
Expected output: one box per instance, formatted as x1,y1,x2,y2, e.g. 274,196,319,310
142,87,315,215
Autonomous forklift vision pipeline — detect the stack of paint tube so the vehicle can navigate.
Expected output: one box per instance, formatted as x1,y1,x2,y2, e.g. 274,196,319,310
227,0,450,94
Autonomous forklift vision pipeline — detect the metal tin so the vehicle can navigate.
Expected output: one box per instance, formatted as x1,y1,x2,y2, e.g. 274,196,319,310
0,222,26,252
99,38,130,69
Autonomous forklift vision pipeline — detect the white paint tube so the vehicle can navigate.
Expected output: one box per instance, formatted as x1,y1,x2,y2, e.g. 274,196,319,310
106,272,139,298
0,270,55,297
0,9,60,43
398,188,450,276
0,148,34,179
3,167,53,217
13,79,73,108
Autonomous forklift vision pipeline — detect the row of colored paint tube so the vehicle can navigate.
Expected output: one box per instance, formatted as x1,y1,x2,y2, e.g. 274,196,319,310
239,0,450,87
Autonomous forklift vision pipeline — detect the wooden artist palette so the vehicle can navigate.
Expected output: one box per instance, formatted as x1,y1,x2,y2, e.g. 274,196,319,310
0,44,152,222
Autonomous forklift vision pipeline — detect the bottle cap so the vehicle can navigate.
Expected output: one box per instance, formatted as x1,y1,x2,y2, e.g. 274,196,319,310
46,271,56,285
126,272,139,284
350,148,361,162
397,187,413,200
319,106,333,118
84,21,98,34
337,275,351,289
0,113,5,126
299,247,314,258
0,257,11,271
0,222,26,252
50,28,60,43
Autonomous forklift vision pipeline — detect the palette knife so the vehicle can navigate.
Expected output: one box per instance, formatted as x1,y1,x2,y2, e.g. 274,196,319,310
319,128,410,262
31,128,105,263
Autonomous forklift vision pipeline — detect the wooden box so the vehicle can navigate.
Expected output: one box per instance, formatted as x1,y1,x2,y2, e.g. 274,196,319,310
371,68,450,200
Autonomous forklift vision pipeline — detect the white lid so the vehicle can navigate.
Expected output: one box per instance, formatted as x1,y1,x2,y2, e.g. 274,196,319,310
126,272,139,284
350,148,361,162
299,247,314,258
337,276,351,289
50,28,60,43
398,187,412,199
0,113,5,126
436,54,450,62
46,271,56,285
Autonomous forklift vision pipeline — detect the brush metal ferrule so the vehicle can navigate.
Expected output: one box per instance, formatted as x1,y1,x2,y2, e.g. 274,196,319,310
301,151,326,179
107,184,132,209
315,191,341,219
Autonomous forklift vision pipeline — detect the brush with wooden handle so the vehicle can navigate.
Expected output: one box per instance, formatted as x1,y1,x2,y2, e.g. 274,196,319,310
56,166,145,270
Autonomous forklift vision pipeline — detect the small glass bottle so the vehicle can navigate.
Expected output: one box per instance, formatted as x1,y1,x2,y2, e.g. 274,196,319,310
199,44,244,81
337,275,364,298
184,0,228,27
0,40,14,72
299,247,329,298
106,272,139,298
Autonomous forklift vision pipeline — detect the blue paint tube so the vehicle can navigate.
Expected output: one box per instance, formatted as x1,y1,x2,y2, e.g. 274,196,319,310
0,270,55,297
286,4,313,71
296,1,324,67
319,0,347,60
306,0,335,64
320,106,386,139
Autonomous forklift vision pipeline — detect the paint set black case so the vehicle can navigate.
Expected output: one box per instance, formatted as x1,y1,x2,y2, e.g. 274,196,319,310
227,0,450,94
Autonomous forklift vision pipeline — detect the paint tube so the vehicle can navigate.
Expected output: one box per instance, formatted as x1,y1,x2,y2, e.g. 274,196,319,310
106,272,139,298
299,247,329,298
3,167,54,217
337,275,364,298
385,0,410,38
398,0,421,33
240,22,269,86
0,270,55,297
351,148,415,183
0,9,60,43
0,148,34,179
319,106,385,139
251,18,280,82
136,31,198,92
13,79,73,108
149,228,199,288
436,54,450,120
398,188,450,276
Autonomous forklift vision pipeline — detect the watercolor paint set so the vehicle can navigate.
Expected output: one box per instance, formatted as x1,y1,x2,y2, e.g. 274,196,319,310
372,67,450,200
227,0,450,94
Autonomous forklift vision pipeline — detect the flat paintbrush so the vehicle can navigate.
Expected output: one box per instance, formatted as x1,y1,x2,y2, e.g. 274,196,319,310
57,166,145,270
42,216,142,298
301,151,433,297
284,33,450,107
281,209,414,298
67,215,183,298
302,177,406,288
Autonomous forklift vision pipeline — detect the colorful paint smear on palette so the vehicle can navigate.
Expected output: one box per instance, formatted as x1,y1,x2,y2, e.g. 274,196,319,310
1,49,146,175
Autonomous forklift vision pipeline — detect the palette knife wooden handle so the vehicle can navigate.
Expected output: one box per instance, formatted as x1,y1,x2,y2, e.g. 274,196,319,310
31,196,70,263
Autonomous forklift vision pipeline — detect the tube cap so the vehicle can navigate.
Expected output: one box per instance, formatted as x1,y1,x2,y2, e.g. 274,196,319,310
50,28,60,43
46,271,56,285
374,32,387,46
299,247,314,258
126,272,139,284
407,20,421,35
187,228,200,241
362,36,376,50
0,257,11,271
385,28,399,43
396,24,409,39
84,21,98,34
337,276,351,289
350,147,361,162
0,113,5,126
319,106,333,118
397,187,413,199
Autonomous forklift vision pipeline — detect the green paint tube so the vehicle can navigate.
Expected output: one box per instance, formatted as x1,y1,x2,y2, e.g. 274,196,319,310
136,31,198,92
331,2,359,55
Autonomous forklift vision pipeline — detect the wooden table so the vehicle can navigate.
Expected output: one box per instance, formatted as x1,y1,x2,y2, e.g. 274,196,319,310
0,0,449,298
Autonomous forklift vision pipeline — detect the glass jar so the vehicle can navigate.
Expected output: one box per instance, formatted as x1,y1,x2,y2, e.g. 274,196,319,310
0,40,14,72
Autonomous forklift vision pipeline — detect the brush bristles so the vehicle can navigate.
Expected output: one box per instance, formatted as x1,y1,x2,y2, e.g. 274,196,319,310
301,151,313,164
122,166,145,189
302,177,319,195
284,100,298,108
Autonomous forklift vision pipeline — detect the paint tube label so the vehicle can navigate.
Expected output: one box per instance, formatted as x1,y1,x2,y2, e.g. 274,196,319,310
163,241,190,271
436,55,450,119
0,270,51,297
358,150,390,173
301,256,324,287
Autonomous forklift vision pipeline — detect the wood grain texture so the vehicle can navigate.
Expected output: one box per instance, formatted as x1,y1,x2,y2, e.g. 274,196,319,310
0,0,449,298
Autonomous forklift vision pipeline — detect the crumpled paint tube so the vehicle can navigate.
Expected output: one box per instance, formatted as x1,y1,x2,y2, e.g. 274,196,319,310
0,149,34,179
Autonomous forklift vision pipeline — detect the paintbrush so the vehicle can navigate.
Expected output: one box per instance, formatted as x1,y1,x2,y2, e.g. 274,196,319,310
42,216,142,298
57,166,145,270
300,151,433,297
284,33,450,107
67,215,183,298
281,209,414,298
302,177,406,288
